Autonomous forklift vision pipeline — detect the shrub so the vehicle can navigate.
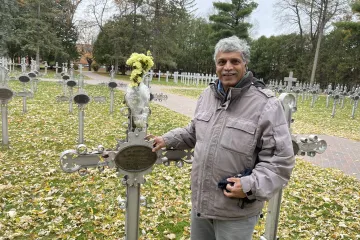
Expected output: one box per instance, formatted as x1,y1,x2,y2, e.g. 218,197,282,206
92,63,100,72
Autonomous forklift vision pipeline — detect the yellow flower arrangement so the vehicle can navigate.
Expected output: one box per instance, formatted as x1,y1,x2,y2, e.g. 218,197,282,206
126,51,154,87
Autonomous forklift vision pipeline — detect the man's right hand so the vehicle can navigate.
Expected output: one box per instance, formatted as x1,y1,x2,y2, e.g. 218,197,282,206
152,136,166,152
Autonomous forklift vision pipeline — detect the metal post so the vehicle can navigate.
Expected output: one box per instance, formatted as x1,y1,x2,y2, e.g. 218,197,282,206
261,190,283,240
331,98,337,118
326,95,330,108
311,94,316,108
1,103,9,145
125,184,141,240
78,106,84,144
301,91,305,102
22,83,27,114
69,88,73,113
63,79,67,96
110,89,114,114
351,100,358,119
30,77,35,93
262,93,295,240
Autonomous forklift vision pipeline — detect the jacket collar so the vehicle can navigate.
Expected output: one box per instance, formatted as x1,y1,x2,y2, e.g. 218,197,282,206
211,71,254,102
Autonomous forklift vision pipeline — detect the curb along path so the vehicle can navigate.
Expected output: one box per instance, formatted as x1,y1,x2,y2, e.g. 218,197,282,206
79,72,360,180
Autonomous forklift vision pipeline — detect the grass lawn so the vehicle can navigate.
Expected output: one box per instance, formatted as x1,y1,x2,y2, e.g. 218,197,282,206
0,82,359,239
163,88,205,99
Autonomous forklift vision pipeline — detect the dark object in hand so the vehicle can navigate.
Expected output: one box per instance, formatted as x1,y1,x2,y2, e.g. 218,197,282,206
217,168,252,192
218,178,235,193
217,169,256,209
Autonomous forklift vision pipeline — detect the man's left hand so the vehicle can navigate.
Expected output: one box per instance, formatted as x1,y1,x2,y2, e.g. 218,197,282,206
223,177,247,198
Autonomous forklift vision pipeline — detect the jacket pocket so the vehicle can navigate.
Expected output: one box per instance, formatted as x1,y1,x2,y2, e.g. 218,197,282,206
220,118,257,155
213,188,264,218
195,111,213,142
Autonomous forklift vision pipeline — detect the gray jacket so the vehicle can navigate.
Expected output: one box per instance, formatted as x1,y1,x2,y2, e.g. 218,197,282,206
162,74,295,220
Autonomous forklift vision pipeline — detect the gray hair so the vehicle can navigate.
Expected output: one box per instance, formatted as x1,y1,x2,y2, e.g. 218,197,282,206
213,36,250,64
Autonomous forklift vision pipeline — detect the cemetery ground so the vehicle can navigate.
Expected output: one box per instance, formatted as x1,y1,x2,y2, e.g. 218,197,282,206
0,80,359,239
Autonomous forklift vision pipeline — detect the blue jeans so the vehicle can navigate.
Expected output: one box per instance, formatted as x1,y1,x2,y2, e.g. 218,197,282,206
190,210,259,240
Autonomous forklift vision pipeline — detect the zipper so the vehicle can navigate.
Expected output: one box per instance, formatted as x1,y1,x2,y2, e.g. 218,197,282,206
198,104,226,214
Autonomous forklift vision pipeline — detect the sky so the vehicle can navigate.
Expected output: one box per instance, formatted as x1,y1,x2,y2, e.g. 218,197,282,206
74,0,282,41
195,0,279,38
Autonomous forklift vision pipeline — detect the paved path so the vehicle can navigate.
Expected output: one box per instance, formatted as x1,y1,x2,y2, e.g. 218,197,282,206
79,72,360,180
299,135,360,180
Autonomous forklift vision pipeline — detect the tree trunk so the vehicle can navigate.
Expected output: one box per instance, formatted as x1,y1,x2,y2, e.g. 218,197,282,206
87,58,93,71
310,0,328,85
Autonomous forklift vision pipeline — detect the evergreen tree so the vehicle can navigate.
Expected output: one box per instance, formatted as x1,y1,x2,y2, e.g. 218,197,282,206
209,0,258,43
0,0,19,56
335,0,360,36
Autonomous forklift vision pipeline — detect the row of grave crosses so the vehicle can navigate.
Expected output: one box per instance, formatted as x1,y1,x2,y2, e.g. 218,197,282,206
59,70,328,240
0,59,169,146
0,57,37,77
145,70,218,86
56,64,129,116
269,80,321,107
0,56,45,145
2,57,51,83
55,65,168,144
325,83,360,118
268,72,360,118
282,79,360,118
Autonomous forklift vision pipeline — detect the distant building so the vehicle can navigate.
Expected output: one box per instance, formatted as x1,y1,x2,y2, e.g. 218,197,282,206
76,44,93,65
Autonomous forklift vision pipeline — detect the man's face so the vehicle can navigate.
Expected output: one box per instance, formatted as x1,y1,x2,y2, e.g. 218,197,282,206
215,51,247,91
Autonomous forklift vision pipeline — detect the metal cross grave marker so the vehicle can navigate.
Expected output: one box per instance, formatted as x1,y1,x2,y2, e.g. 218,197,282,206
16,75,33,114
284,72,297,93
59,72,174,239
260,93,327,240
0,60,14,145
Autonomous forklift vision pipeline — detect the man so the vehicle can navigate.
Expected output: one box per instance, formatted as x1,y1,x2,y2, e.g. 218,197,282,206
152,36,295,240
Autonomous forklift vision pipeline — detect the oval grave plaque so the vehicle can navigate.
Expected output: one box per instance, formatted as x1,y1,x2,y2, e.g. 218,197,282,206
67,80,77,87
115,145,157,172
19,75,30,83
28,72,37,78
74,93,90,105
62,75,70,80
0,88,14,101
108,82,118,89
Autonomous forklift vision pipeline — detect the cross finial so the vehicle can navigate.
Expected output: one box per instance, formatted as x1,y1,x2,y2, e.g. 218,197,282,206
284,72,297,92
